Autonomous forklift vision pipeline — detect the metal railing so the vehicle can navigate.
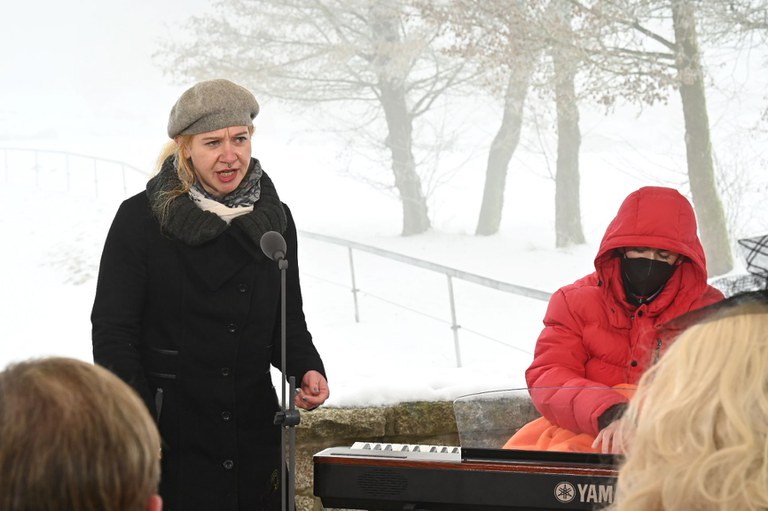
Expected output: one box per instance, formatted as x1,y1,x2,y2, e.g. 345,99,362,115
1,147,150,197
2,147,552,367
299,231,551,367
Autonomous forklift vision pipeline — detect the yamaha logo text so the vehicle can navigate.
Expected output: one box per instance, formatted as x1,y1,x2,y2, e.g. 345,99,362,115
554,481,614,505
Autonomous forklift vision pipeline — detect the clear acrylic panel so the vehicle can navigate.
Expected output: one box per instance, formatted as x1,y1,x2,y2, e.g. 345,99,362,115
453,386,636,455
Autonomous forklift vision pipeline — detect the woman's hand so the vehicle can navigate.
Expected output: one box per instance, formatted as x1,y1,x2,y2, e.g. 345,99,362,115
295,370,330,410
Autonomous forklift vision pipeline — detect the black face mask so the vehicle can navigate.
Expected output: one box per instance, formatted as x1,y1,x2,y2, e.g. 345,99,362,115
621,257,677,304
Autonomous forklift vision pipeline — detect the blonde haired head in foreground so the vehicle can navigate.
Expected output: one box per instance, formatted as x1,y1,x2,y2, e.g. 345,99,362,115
613,302,768,511
0,357,162,511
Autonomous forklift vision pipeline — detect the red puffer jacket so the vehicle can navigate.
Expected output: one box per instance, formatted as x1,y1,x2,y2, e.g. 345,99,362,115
525,187,724,436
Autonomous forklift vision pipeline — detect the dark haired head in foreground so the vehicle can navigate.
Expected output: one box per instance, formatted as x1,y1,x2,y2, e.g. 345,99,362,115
0,357,162,511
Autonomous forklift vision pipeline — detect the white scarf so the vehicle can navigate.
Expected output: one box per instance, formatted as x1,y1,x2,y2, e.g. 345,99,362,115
188,187,254,224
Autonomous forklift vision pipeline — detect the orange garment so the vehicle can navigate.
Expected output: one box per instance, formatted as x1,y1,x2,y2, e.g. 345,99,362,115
503,416,600,452
503,385,636,453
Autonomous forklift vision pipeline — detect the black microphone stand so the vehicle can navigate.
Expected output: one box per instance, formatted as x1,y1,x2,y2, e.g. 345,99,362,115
273,254,300,511
261,231,300,511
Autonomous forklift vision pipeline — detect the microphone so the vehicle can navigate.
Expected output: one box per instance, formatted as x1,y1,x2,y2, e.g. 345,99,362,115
260,230,287,261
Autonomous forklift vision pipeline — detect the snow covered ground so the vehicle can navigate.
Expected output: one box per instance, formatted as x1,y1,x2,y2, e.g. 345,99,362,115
1,0,766,408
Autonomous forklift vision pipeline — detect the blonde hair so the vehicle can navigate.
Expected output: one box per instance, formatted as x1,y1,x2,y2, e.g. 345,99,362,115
153,136,195,224
613,302,768,511
0,357,161,511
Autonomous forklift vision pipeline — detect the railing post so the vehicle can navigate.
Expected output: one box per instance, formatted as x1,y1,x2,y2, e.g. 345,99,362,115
348,247,360,323
446,275,462,368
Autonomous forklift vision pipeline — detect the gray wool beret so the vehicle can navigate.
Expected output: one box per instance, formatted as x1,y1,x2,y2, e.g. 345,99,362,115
167,79,260,138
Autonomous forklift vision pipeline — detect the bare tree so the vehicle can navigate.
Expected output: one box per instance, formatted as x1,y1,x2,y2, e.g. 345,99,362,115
565,0,733,275
671,0,732,275
422,1,540,236
156,0,478,235
474,67,536,236
698,0,768,121
551,0,587,246
708,0,768,34
423,0,586,244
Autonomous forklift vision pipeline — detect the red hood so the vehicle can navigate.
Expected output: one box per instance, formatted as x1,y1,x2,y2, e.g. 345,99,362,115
595,186,708,286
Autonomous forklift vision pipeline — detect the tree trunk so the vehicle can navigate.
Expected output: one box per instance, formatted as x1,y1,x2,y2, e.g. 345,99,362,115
671,0,733,276
370,4,430,236
475,65,533,236
551,3,585,248
379,79,431,235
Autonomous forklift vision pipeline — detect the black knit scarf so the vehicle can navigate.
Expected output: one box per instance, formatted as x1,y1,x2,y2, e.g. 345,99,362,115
146,156,287,248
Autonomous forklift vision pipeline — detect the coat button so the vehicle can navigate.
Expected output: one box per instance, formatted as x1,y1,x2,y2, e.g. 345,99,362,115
237,283,248,293
226,323,237,333
221,367,232,377
631,360,638,367
223,459,234,470
221,411,232,421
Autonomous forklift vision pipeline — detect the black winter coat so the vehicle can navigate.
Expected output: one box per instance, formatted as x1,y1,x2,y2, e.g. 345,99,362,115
92,160,325,511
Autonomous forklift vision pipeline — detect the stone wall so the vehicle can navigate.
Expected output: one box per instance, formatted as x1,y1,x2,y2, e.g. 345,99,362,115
292,395,538,511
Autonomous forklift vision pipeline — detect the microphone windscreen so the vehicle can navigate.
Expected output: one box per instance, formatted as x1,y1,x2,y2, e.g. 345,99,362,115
260,231,287,261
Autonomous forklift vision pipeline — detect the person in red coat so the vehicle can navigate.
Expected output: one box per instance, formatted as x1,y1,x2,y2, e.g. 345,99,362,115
523,186,723,453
